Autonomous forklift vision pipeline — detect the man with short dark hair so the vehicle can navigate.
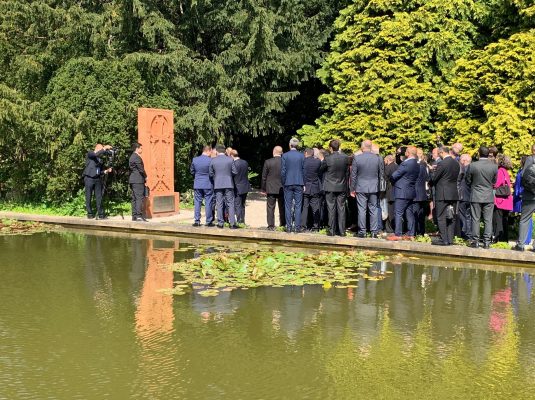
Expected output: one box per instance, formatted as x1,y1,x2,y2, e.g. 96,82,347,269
350,139,383,238
210,144,238,229
320,139,349,236
231,149,251,224
515,144,535,251
281,138,305,233
429,146,460,245
261,146,286,230
129,142,147,222
465,146,498,248
190,145,214,227
457,154,472,239
301,148,322,231
83,143,113,219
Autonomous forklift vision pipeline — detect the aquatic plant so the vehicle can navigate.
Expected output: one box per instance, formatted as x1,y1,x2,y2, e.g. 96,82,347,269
168,249,387,296
0,219,54,235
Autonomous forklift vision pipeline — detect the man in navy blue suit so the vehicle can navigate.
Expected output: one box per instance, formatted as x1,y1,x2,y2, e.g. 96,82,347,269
388,146,420,240
209,144,238,229
190,145,214,227
231,149,251,224
281,138,305,233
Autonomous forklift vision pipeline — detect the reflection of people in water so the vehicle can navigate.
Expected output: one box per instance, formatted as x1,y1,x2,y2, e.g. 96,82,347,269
191,286,239,323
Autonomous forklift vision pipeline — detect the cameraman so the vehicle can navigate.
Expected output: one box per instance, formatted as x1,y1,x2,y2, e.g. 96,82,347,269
83,144,113,219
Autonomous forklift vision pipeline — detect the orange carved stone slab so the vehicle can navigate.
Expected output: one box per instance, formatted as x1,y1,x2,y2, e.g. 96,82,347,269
138,108,180,218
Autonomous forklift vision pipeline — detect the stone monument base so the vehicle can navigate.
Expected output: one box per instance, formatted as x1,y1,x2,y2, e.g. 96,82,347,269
145,192,180,219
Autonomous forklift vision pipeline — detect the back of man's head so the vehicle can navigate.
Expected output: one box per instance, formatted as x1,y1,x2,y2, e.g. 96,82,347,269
361,140,372,152
273,146,283,156
407,146,417,157
289,138,300,149
231,149,239,157
479,146,490,158
95,143,104,152
202,145,212,154
132,142,142,152
216,144,226,154
304,148,314,157
440,146,450,156
329,139,340,152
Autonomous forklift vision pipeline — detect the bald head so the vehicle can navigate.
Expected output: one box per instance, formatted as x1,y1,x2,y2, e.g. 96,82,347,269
273,146,283,157
361,140,372,152
451,143,463,156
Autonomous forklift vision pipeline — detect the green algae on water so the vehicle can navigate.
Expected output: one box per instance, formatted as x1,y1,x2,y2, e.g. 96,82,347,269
168,248,388,296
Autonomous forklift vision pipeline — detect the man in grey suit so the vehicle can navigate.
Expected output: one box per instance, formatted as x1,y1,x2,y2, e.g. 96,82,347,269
465,146,498,248
209,144,238,229
350,140,383,238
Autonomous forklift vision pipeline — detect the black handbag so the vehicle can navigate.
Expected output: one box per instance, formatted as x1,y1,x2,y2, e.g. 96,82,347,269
378,155,387,192
495,184,511,198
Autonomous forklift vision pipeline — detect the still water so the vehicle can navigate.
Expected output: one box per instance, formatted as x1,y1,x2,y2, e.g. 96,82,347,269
1,230,534,399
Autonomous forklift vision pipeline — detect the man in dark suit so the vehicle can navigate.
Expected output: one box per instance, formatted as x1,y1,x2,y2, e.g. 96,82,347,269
456,154,472,239
83,144,113,219
429,146,461,245
465,146,498,248
261,146,285,230
231,149,251,224
515,144,535,251
350,140,383,238
388,146,420,240
209,144,238,229
190,145,214,227
320,139,349,236
281,138,305,233
129,142,147,222
383,154,398,233
301,148,322,231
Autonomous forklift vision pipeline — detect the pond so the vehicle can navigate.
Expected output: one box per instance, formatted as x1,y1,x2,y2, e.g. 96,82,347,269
0,230,534,399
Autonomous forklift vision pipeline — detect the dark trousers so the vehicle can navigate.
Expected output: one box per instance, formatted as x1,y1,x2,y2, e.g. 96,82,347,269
266,191,286,228
193,188,214,224
215,188,235,226
457,201,471,239
357,192,379,234
84,176,103,217
518,200,535,245
394,198,415,237
413,201,428,236
436,200,456,244
284,185,303,230
319,193,328,228
385,200,396,233
301,194,320,230
471,202,493,244
130,183,145,219
325,191,346,235
492,207,509,242
235,192,248,224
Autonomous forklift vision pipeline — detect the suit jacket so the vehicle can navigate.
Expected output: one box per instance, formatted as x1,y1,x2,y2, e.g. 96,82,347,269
384,162,398,202
83,149,106,178
391,158,420,199
281,149,304,186
429,156,460,201
128,152,146,184
521,155,535,201
190,154,213,190
350,152,383,193
303,157,322,196
320,152,349,193
414,162,430,202
261,156,283,194
209,154,236,190
458,165,471,202
233,158,251,195
465,158,498,203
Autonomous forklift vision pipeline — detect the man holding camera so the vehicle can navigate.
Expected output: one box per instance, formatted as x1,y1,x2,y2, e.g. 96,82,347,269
129,142,147,222
83,144,113,219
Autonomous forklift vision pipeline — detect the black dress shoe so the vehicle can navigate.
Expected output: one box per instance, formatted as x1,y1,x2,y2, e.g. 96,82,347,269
371,233,378,239
482,243,490,249
132,217,147,222
338,233,346,237
469,242,479,248
354,233,366,238
192,222,201,227
432,240,449,246
514,243,525,251
87,215,95,219
217,224,224,229
205,222,215,227
230,225,238,229
326,232,335,237
266,226,275,231
96,215,107,220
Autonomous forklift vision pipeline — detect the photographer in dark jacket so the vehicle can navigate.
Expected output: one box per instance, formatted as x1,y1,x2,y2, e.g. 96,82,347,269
83,144,113,219
129,142,147,222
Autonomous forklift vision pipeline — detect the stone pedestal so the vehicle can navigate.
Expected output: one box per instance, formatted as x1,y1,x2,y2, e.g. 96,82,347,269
137,108,180,218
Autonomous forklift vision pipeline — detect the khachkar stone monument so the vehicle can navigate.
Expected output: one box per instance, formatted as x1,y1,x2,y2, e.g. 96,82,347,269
138,108,180,218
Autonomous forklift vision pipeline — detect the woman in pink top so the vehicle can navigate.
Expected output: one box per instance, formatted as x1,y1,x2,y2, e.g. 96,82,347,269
493,155,513,242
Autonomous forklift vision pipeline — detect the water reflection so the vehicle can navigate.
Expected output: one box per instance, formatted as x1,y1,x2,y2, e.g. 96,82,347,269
0,232,534,399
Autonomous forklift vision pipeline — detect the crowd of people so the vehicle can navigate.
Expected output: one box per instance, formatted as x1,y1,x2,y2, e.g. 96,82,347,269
190,138,535,251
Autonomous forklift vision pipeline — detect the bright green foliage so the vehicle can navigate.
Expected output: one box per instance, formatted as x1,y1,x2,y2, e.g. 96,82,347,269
439,31,535,165
299,0,487,152
0,0,347,202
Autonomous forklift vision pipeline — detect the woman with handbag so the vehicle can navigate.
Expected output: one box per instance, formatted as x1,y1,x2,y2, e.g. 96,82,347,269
493,155,513,242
